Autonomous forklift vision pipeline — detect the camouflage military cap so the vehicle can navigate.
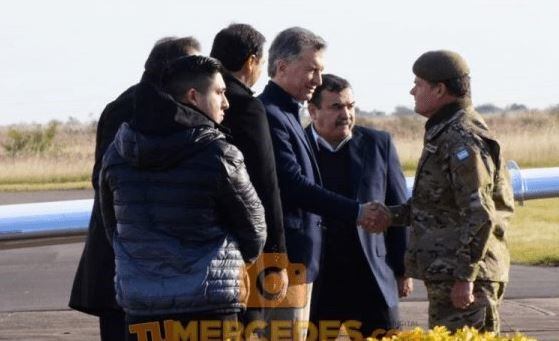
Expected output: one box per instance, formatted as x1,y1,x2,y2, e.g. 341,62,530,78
413,50,470,82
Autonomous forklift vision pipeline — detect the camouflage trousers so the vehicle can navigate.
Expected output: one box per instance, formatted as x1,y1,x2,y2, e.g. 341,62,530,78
424,280,506,333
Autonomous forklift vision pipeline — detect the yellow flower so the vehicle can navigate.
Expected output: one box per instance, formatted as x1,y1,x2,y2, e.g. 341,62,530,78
363,326,536,341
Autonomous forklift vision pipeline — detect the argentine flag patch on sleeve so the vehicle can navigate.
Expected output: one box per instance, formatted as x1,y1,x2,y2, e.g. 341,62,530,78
455,148,470,161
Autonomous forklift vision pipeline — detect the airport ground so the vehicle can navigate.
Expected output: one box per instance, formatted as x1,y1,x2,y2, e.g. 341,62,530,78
1,191,558,340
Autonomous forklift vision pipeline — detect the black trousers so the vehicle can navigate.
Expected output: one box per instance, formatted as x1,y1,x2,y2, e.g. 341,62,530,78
99,310,126,341
310,246,399,338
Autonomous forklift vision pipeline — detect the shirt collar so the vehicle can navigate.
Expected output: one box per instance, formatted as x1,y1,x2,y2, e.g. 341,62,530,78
424,98,472,142
311,124,352,153
425,98,471,131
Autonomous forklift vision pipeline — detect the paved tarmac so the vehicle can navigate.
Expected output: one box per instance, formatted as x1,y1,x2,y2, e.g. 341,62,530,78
1,190,558,340
0,242,558,340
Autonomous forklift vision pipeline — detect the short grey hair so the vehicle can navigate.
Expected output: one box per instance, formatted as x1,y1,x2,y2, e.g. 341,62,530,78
268,27,327,77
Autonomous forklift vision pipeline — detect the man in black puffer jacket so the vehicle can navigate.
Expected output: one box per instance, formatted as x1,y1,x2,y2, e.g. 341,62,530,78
69,36,201,341
99,56,267,340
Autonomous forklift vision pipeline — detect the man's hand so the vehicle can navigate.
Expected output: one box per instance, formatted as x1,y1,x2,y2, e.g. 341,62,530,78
272,268,289,302
357,202,392,233
451,281,475,309
397,277,413,298
257,267,289,304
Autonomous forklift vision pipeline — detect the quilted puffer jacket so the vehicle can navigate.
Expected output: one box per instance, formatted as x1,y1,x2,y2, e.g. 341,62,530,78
99,83,266,316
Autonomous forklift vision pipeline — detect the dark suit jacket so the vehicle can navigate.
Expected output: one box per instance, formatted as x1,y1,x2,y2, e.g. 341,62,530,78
69,84,136,315
306,125,409,310
221,74,286,254
259,81,359,282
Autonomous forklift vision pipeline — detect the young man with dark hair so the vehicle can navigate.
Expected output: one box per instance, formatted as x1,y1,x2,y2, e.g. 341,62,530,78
210,24,289,330
99,55,266,340
69,36,200,341
210,23,265,76
307,74,411,338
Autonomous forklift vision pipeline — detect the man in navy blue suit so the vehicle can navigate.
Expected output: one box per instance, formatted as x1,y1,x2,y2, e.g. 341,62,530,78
259,27,391,338
306,74,412,338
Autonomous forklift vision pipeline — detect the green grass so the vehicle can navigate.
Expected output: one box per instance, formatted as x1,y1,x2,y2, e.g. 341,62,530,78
0,171,91,192
508,198,559,265
401,161,419,173
397,177,559,265
401,173,559,265
0,117,558,265
0,180,91,192
0,174,90,185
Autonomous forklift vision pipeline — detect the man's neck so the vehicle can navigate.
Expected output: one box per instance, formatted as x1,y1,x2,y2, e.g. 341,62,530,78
231,71,251,89
270,79,302,103
311,125,352,152
425,98,470,131
422,96,457,119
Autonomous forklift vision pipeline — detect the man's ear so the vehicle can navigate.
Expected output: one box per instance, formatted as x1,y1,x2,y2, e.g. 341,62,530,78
435,82,447,98
247,54,257,70
276,59,288,76
184,88,198,106
308,102,319,121
241,55,256,76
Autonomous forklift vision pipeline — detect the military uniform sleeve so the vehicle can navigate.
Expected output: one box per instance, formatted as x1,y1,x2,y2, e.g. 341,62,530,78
448,141,496,281
388,202,411,227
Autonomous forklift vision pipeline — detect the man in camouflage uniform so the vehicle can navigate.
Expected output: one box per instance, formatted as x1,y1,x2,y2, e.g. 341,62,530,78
389,50,515,333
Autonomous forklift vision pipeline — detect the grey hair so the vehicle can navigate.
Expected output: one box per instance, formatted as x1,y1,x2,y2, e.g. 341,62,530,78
267,27,327,77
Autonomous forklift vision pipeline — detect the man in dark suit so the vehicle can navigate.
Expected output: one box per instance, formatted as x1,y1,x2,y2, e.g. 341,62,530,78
306,74,412,338
68,36,200,341
209,23,288,328
259,27,389,339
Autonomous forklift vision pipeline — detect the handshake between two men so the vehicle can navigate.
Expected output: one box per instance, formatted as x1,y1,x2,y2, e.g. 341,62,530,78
357,202,393,233
355,202,414,298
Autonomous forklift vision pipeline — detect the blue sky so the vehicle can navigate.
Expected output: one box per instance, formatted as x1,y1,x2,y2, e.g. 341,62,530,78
1,0,558,124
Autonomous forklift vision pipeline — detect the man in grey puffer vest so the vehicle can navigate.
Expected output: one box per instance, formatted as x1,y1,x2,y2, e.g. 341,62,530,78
99,55,267,340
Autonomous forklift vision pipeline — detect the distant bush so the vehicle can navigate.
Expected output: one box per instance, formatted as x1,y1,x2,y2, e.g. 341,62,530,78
505,103,529,112
356,107,386,117
476,103,504,114
391,105,415,116
2,121,59,157
547,104,559,116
